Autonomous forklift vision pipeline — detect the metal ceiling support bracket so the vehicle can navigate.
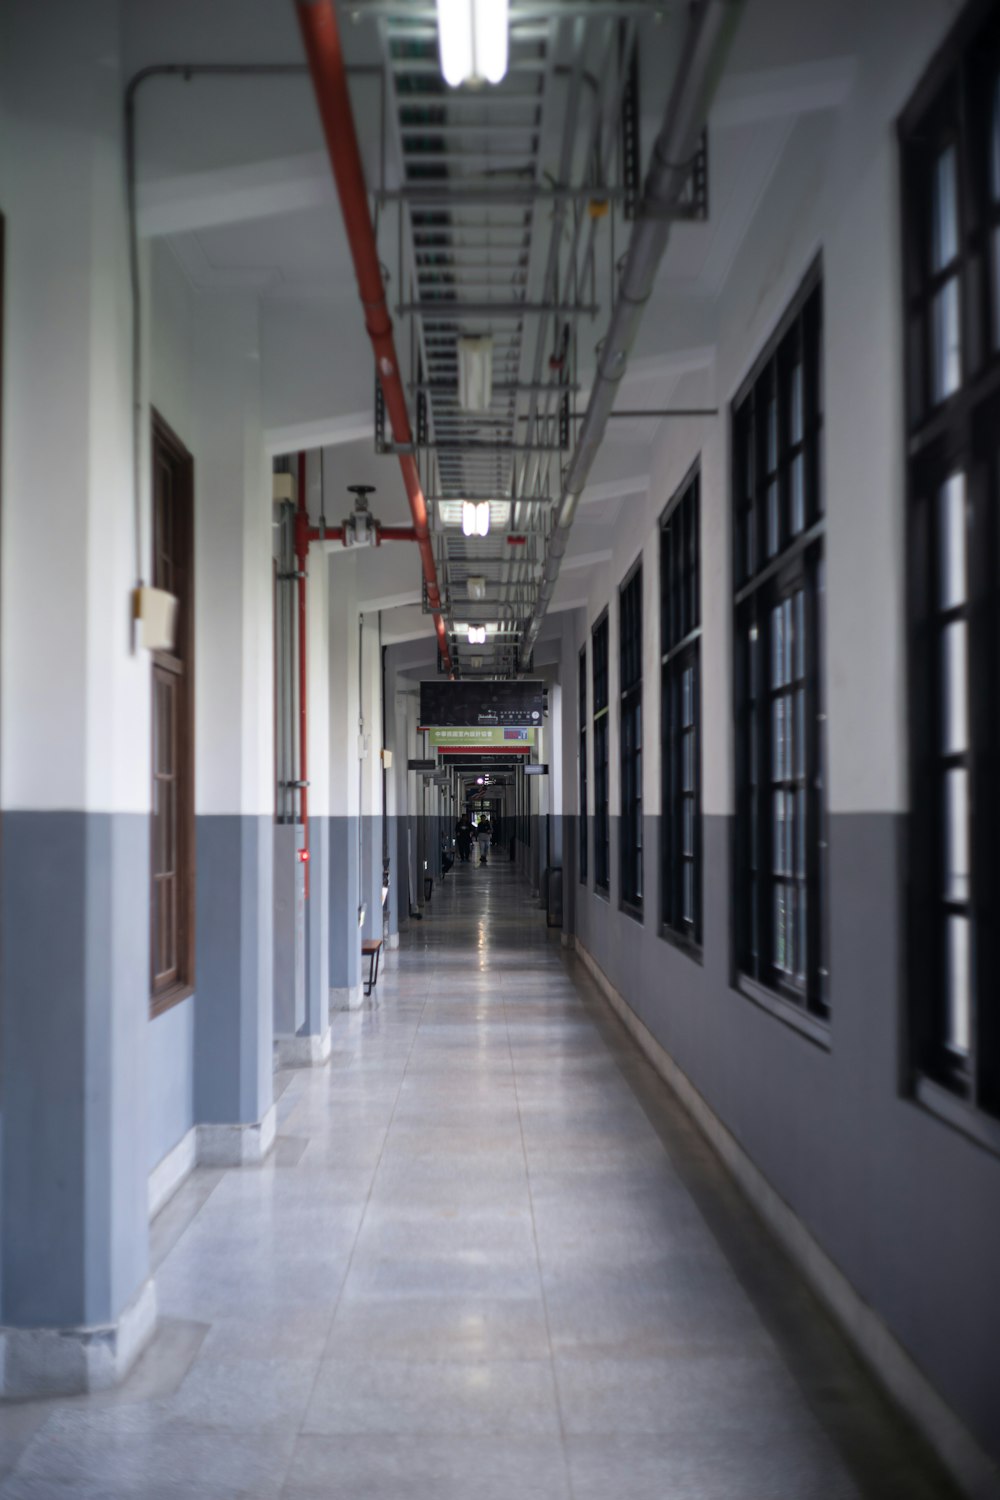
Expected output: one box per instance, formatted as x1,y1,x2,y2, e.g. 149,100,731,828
396,302,599,319
519,0,743,668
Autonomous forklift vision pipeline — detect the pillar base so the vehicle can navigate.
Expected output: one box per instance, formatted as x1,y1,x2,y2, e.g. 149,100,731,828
560,932,575,950
386,932,399,950
330,983,363,1012
197,1103,277,1167
0,1278,157,1399
274,1028,332,1068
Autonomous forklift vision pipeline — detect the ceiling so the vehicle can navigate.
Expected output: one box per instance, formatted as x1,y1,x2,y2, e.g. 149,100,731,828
127,0,860,671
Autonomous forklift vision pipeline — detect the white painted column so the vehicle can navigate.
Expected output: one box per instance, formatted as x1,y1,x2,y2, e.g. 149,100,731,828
359,613,384,945
327,554,362,1005
0,0,154,1393
191,290,276,1161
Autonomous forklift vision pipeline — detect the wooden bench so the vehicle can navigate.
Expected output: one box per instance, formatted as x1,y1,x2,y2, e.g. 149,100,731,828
362,938,382,997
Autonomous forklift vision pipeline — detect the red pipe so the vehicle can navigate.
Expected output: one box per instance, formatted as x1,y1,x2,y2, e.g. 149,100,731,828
295,451,310,897
294,0,453,673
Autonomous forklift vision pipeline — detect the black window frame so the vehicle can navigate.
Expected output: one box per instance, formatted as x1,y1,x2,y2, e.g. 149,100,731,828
578,644,588,883
592,611,610,895
732,263,829,1027
619,560,643,917
900,0,1000,1141
661,463,702,951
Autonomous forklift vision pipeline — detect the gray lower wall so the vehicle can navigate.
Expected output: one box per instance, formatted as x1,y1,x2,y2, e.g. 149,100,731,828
305,816,329,1033
329,816,361,991
569,810,1000,1467
0,812,150,1329
194,815,273,1127
147,997,195,1171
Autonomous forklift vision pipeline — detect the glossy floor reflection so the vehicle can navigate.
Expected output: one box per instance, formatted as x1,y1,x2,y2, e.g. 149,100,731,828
0,861,961,1498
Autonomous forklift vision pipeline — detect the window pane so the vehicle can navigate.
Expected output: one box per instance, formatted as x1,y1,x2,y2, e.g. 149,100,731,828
767,482,780,557
943,768,969,903
993,227,1000,352
940,620,968,753
793,590,805,680
790,362,803,444
944,914,972,1055
790,454,805,533
992,76,1000,202
932,277,961,401
683,797,694,857
937,472,966,609
932,145,959,271
683,861,694,923
766,392,777,469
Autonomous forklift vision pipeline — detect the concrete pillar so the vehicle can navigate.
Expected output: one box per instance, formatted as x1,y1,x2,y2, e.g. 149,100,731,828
359,614,384,947
0,0,155,1394
328,558,362,1006
276,455,332,1064
192,293,276,1164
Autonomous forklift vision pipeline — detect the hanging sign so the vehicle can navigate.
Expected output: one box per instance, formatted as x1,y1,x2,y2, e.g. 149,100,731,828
429,727,536,752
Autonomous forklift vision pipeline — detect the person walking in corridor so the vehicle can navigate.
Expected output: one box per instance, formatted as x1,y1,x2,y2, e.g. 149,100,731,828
476,816,492,866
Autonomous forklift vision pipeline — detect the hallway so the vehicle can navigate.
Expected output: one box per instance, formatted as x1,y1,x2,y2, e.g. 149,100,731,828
0,866,958,1499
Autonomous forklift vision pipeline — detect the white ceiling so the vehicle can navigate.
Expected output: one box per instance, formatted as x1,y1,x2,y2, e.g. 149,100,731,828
130,0,860,656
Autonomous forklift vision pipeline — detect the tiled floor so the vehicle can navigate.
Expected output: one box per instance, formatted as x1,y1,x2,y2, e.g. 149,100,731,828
0,861,962,1497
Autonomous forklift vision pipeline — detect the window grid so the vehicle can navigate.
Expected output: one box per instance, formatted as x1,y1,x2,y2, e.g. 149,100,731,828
620,564,643,913
661,468,702,946
901,2,1000,1118
592,613,610,893
733,269,828,1020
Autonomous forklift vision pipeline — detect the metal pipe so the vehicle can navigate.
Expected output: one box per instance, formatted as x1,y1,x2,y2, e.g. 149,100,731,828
294,0,453,673
396,302,598,319
296,453,311,896
520,0,743,667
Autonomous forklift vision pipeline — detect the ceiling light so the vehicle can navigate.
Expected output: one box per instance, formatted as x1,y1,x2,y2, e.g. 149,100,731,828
461,500,491,538
467,576,487,601
437,0,509,89
467,625,487,645
458,335,493,410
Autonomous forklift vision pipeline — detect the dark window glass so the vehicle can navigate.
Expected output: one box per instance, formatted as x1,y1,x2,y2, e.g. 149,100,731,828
592,612,610,892
151,412,195,1015
901,3,1000,1117
733,269,827,1019
579,646,588,882
620,565,643,913
661,467,701,945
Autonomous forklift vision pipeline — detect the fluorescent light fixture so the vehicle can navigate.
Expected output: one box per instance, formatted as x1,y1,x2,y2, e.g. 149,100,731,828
461,500,491,538
437,0,509,88
467,625,487,645
467,576,487,601
458,335,493,410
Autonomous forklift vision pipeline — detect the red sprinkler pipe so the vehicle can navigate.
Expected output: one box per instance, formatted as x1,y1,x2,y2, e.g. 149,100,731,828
305,525,418,545
294,0,453,674
295,451,310,897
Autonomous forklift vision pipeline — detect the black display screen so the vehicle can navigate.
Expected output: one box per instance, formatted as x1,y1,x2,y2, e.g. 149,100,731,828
419,681,545,728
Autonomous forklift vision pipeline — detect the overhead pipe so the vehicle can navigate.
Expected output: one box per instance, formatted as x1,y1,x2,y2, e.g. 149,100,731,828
294,0,453,673
304,524,419,545
520,0,744,667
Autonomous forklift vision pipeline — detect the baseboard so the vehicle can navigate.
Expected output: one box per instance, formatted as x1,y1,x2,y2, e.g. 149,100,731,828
0,1277,158,1398
148,1127,198,1218
573,939,1000,1500
274,1027,332,1068
331,983,363,1011
197,1102,277,1167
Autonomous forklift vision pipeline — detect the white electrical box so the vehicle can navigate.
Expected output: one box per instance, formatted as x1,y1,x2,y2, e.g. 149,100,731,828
133,587,179,652
273,472,295,504
381,748,393,769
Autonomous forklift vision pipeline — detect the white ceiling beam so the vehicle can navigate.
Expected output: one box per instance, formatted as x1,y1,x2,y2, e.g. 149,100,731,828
711,56,856,129
138,151,334,237
264,412,374,457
